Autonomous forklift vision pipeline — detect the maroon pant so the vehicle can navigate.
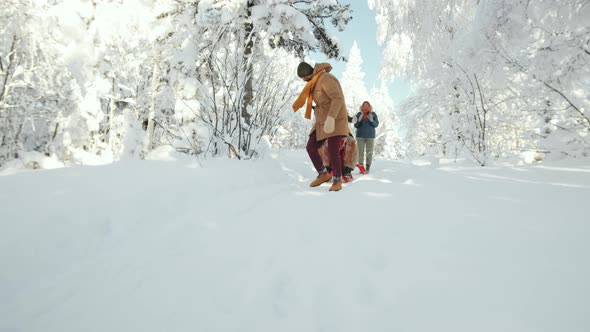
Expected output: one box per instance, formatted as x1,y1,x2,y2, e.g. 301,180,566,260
306,131,344,178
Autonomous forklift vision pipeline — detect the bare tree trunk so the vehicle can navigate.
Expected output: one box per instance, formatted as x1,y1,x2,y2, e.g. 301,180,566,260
109,76,116,147
52,122,59,140
146,63,158,153
0,35,18,161
0,35,17,104
241,0,254,126
474,73,488,156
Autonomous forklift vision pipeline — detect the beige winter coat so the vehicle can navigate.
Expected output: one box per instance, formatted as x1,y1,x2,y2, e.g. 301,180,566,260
310,63,350,141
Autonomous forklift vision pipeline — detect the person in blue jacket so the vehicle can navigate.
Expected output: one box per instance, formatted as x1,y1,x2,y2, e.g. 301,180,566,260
353,101,379,173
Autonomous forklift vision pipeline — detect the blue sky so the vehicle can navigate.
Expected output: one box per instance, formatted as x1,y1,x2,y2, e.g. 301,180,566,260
309,1,410,106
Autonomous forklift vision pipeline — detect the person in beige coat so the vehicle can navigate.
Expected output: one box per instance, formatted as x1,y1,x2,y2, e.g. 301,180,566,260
293,62,350,191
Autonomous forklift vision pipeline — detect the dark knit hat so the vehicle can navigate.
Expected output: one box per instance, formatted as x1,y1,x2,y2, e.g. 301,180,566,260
297,62,314,78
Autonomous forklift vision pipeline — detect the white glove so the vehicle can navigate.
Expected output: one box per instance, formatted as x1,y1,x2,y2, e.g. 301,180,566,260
368,113,374,122
324,116,335,133
352,116,358,124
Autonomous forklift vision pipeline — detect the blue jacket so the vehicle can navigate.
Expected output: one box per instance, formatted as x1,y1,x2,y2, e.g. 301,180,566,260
354,112,379,138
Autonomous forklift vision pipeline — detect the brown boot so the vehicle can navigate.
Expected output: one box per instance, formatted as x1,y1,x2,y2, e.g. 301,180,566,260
309,172,332,187
329,180,342,192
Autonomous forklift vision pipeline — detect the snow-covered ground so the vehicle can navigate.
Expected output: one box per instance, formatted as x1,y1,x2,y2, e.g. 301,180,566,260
1,151,589,332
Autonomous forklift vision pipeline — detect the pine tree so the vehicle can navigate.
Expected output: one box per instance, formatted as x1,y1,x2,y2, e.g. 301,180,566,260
341,41,370,112
370,82,403,159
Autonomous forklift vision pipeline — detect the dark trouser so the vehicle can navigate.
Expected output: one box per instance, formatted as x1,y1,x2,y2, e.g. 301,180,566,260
306,131,345,178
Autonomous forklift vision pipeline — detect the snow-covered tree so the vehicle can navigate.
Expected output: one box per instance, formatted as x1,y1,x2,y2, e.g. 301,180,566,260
0,0,80,164
0,0,354,167
340,40,402,159
480,0,590,159
370,0,590,164
368,0,475,80
172,0,352,158
341,41,370,111
370,82,403,159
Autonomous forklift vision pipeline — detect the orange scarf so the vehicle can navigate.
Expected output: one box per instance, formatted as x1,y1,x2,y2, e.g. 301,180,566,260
292,69,327,119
